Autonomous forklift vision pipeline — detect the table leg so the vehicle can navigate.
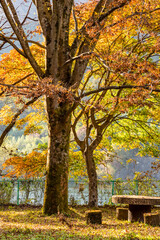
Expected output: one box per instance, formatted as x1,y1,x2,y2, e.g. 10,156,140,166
128,205,151,222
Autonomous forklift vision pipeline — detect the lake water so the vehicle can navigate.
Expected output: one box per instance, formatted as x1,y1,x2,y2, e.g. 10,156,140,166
0,179,160,206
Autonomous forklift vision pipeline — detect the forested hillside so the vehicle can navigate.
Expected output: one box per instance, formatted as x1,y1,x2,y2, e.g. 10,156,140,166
0,121,159,180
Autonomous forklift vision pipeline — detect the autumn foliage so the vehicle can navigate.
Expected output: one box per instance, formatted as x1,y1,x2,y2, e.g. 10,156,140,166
3,150,47,179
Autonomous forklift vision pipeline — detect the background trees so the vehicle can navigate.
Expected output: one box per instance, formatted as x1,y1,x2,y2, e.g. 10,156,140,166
0,0,160,213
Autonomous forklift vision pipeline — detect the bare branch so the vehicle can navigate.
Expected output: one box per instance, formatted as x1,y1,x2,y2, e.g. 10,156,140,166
64,51,93,66
79,85,160,99
0,34,26,57
0,35,46,49
71,109,85,150
72,4,78,33
91,108,98,129
0,83,30,88
1,0,44,78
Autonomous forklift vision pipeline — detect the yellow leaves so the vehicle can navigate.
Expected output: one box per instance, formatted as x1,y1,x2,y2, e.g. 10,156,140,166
69,146,87,179
0,105,14,125
149,108,160,122
24,125,43,136
126,158,137,165
15,110,46,135
3,150,47,179
15,118,28,130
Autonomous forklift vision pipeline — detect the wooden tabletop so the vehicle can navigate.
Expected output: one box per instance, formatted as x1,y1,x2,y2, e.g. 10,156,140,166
112,195,160,205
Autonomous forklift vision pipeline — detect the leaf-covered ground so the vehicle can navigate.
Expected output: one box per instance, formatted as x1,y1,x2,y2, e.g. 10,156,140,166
0,205,159,239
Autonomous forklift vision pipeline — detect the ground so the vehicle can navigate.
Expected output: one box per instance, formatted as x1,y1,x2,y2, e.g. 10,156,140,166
0,205,159,239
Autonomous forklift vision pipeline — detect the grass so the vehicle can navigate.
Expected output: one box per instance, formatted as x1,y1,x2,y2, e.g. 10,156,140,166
0,205,159,239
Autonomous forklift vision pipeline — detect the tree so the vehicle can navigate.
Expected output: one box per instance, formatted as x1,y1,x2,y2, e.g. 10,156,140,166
0,0,160,214
72,96,160,206
71,6,160,206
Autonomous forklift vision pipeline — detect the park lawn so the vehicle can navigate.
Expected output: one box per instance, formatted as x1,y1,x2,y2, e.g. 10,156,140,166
0,205,159,240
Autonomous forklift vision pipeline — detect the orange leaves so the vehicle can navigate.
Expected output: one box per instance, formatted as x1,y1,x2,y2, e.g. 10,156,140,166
3,150,47,179
0,44,44,87
26,79,74,103
0,43,74,103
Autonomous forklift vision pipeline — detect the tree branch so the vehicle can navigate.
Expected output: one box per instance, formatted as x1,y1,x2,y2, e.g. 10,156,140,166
0,96,40,147
0,73,34,96
0,35,46,49
72,4,78,33
106,7,160,29
0,83,30,88
1,0,44,78
34,0,52,37
71,109,85,150
0,34,26,57
63,51,93,66
79,85,160,99
97,0,131,24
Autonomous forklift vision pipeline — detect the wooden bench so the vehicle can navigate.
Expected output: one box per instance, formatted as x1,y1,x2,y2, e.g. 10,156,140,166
112,195,160,222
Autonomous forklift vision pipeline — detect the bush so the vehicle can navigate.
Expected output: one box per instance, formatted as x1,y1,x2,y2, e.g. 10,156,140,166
0,181,14,204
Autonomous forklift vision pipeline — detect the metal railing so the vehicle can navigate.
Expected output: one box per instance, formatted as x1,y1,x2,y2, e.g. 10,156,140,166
0,179,159,206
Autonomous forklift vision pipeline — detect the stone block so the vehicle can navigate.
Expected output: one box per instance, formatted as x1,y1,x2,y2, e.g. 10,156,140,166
85,210,102,224
144,212,160,226
128,204,151,222
116,207,128,220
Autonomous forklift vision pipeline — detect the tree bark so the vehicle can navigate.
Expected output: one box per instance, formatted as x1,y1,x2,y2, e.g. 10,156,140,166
43,97,71,214
41,0,73,214
84,149,98,207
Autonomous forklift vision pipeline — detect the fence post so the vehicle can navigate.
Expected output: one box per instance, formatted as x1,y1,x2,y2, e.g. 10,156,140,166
111,180,115,205
135,180,138,195
17,179,19,205
111,180,115,196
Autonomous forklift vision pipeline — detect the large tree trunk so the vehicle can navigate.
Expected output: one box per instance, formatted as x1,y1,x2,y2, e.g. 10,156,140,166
84,149,98,207
43,97,71,214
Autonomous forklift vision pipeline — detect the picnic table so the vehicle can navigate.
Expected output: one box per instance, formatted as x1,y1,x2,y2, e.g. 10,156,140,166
112,195,160,222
